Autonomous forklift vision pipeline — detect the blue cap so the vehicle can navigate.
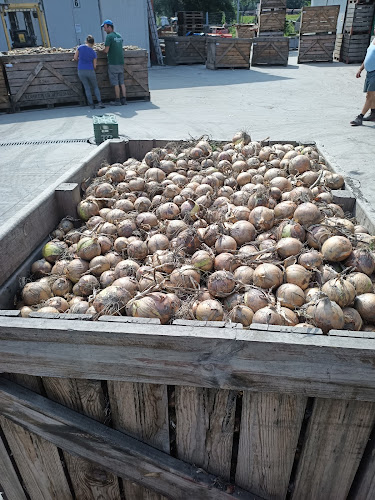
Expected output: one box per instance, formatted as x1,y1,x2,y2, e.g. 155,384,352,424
101,19,113,27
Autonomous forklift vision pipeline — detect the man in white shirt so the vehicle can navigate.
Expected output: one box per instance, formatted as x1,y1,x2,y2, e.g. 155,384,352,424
350,31,375,126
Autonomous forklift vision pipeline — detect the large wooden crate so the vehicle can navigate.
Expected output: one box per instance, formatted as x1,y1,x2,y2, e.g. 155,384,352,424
252,36,289,65
235,24,257,38
0,52,85,111
258,9,286,35
344,2,375,35
0,61,11,112
341,32,372,63
164,36,206,65
298,33,337,63
300,6,340,35
206,38,252,69
96,49,150,102
2,139,375,500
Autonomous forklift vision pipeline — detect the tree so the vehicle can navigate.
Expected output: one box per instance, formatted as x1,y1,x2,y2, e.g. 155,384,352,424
154,0,235,17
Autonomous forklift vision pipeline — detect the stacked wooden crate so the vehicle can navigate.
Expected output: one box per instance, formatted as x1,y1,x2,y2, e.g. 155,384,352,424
341,0,375,63
206,38,252,69
177,11,204,36
252,0,289,65
298,6,340,63
164,37,206,65
235,24,258,38
0,61,11,112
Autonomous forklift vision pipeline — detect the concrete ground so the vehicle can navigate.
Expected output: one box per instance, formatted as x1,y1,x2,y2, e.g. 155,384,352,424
0,52,374,230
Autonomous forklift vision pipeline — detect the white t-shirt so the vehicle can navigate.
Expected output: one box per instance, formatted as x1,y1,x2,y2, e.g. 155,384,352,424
364,40,375,72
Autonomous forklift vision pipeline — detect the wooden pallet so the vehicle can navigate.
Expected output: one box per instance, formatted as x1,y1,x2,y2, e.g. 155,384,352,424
258,9,286,34
96,49,150,102
298,33,337,63
206,38,252,69
177,24,204,36
1,52,85,111
341,32,371,63
164,36,206,65
300,6,340,35
0,61,11,112
344,3,375,35
260,0,287,9
333,33,343,61
235,24,258,38
252,36,289,65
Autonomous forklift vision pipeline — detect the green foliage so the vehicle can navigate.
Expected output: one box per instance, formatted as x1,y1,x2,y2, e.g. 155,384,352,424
286,0,310,9
154,0,235,17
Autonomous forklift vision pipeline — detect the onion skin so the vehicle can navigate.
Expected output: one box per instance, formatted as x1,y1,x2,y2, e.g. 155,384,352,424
42,241,67,263
347,273,373,295
22,281,52,306
322,278,356,308
253,264,283,290
307,297,345,334
355,294,375,323
276,284,305,309
321,236,353,263
195,299,224,321
285,264,311,290
342,307,363,331
207,271,236,298
253,306,283,326
229,305,254,326
128,292,174,324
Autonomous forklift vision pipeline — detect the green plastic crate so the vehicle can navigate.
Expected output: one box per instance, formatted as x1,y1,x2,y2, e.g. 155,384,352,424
93,114,119,145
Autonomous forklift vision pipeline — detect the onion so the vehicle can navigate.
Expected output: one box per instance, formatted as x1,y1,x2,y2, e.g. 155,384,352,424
170,266,200,289
229,305,254,326
285,264,311,290
105,209,127,224
223,292,244,310
22,281,52,306
322,278,356,308
306,225,332,249
276,238,303,259
175,229,201,255
93,285,132,315
136,212,158,229
106,165,125,183
42,240,67,263
191,250,214,271
77,237,101,261
278,221,306,242
51,276,72,296
249,207,274,231
324,172,345,189
306,297,344,333
207,271,236,297
276,284,305,309
274,201,297,220
114,237,128,254
293,203,322,226
20,306,34,317
281,307,299,326
97,222,117,236
215,235,237,254
58,218,74,234
112,277,138,296
72,275,99,296
213,253,239,272
195,299,224,321
347,273,373,295
354,294,375,323
230,221,256,245
253,306,283,325
342,307,363,331
45,297,69,312
114,259,140,278
298,251,323,270
157,202,180,220
128,292,174,324
100,270,115,288
77,199,100,221
31,259,52,278
97,235,112,254
288,155,310,175
66,258,90,283
118,219,137,237
321,236,352,262
147,234,170,254
37,306,59,314
127,240,148,260
70,301,90,315
253,264,283,289
105,252,122,268
152,250,175,273
166,220,188,239
345,249,375,276
233,266,254,287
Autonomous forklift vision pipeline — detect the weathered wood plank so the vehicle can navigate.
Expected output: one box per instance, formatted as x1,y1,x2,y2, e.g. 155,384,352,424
236,392,307,499
0,431,28,500
351,431,375,499
0,377,260,500
175,386,237,480
291,399,375,499
300,5,340,34
108,381,169,500
2,318,375,400
42,377,121,500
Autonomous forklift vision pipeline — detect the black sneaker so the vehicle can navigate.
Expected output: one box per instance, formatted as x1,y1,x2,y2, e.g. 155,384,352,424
363,112,375,122
120,97,127,105
97,102,106,109
89,104,95,109
109,100,121,106
350,115,363,126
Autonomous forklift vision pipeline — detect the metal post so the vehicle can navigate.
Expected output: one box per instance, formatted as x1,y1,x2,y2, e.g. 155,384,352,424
237,0,240,24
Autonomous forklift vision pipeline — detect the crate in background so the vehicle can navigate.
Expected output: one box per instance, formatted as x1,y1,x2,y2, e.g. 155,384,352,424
93,114,119,145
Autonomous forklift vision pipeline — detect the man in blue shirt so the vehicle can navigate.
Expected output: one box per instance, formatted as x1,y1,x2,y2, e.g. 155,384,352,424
350,30,375,126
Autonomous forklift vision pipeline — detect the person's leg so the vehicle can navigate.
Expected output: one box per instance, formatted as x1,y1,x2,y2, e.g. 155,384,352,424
118,70,127,105
108,66,121,105
361,92,373,116
352,72,375,125
78,70,94,106
363,91,375,121
114,84,120,99
89,72,105,107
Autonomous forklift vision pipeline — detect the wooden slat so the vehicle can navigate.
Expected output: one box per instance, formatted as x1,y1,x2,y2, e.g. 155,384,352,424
13,61,43,103
0,432,28,500
236,392,307,499
351,434,375,499
291,399,375,499
300,5,340,34
0,377,260,500
42,378,121,500
175,386,237,480
3,318,375,400
108,381,169,500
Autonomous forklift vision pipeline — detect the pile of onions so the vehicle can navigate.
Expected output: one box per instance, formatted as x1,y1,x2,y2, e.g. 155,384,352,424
16,134,375,334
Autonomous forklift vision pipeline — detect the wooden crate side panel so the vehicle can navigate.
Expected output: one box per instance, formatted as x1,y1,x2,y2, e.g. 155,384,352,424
344,4,375,34
298,34,336,63
236,392,307,500
252,38,289,65
259,10,286,33
0,431,28,500
107,381,170,500
351,429,375,499
206,40,251,68
0,62,11,110
42,378,122,500
235,25,257,38
300,5,340,34
164,38,206,65
175,386,237,481
291,399,375,500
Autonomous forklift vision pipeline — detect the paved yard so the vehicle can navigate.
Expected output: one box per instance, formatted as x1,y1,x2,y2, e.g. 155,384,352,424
0,52,374,229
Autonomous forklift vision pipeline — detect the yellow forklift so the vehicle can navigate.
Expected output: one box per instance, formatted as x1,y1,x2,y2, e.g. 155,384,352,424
0,2,50,50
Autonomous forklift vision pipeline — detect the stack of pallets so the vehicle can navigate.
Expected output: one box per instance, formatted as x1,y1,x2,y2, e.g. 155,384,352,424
298,6,340,63
252,0,289,65
341,0,375,64
177,11,204,36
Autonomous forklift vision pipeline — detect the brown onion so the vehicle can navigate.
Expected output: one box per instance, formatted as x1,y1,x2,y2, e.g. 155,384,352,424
298,251,323,270
321,236,352,262
322,278,356,308
77,237,101,261
230,221,256,245
51,276,72,296
345,249,375,276
276,284,305,309
347,273,373,295
342,307,363,331
22,281,52,306
253,264,283,289
276,238,303,259
45,297,69,312
249,206,274,231
293,203,322,226
93,285,132,315
306,297,344,333
31,259,52,278
253,306,283,325
195,299,224,321
128,292,174,324
215,235,237,254
229,305,254,326
42,240,67,263
285,264,311,290
73,275,99,296
355,294,375,323
191,250,214,271
207,271,236,297
66,259,90,283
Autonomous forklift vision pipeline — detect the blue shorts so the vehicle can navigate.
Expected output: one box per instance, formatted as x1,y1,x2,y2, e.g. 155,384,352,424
364,70,375,92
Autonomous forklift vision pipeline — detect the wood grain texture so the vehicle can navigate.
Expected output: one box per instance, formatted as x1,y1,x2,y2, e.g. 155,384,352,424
175,386,237,480
236,392,307,499
351,434,375,499
108,381,170,500
291,398,375,500
0,432,28,500
0,378,258,500
43,377,121,500
2,318,375,401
